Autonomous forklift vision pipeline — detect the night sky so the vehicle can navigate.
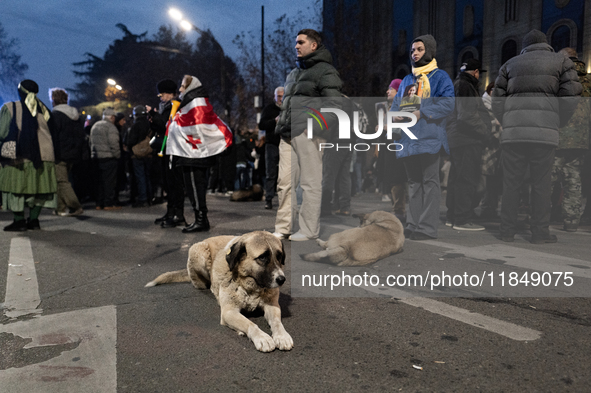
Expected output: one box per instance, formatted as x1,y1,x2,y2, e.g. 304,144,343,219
1,0,317,105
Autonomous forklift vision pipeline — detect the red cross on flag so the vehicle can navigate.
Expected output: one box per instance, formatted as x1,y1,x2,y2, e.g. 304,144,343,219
166,97,232,158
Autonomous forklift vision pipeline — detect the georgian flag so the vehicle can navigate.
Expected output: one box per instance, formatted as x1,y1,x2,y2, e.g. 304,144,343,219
165,97,233,158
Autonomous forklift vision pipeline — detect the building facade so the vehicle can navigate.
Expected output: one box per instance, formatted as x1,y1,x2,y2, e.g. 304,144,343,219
323,0,591,95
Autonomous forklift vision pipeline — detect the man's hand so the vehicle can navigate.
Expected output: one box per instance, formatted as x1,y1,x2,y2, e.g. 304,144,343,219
145,105,152,112
394,110,420,122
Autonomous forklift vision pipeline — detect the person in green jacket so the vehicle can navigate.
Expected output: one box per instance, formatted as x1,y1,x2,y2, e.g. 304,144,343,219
0,79,57,231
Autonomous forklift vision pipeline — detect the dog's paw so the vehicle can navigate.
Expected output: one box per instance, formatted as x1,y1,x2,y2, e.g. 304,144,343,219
273,332,294,351
251,330,276,352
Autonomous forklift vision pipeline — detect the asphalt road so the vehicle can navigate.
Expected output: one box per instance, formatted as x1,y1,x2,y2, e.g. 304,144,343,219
1,192,590,392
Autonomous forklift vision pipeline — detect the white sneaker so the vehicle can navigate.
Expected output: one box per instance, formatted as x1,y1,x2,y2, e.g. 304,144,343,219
381,194,392,202
272,232,289,239
289,232,313,242
452,222,485,231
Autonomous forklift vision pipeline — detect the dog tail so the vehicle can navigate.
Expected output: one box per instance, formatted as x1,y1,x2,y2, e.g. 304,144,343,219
145,269,190,287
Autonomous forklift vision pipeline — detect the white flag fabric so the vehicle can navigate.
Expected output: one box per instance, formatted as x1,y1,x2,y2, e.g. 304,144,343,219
165,97,232,158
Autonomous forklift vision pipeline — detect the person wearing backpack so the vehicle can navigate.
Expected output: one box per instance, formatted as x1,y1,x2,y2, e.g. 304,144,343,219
126,105,153,208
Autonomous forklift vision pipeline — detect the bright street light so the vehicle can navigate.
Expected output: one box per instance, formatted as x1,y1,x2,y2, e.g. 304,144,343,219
180,20,193,31
115,85,122,91
169,8,183,21
107,79,117,86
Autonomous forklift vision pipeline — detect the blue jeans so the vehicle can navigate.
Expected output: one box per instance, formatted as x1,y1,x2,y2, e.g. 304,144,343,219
132,157,153,203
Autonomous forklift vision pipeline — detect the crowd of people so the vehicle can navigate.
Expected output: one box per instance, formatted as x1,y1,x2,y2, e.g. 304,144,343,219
1,28,590,244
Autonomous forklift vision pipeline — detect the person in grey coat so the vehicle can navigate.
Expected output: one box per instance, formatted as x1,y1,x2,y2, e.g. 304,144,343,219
492,29,582,244
90,108,121,210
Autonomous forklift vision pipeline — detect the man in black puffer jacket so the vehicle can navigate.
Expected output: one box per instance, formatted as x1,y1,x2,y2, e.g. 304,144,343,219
492,29,582,244
445,59,495,231
273,28,343,242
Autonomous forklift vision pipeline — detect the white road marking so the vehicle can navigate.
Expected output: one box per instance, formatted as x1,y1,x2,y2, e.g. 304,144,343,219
402,297,542,341
1,237,118,392
422,240,591,279
2,237,42,318
364,284,541,341
0,306,117,393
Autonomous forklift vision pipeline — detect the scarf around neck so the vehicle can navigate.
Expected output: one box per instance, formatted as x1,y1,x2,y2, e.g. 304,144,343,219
18,84,51,122
412,59,438,98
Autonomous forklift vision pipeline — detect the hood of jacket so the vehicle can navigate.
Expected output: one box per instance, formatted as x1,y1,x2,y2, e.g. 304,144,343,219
295,44,333,70
520,42,554,55
52,104,79,121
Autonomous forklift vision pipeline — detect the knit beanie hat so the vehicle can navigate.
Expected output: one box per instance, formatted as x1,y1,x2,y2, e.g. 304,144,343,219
411,35,437,67
389,79,402,91
522,29,547,48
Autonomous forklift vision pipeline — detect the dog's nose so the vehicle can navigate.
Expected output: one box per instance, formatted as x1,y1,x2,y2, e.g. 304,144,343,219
276,275,286,286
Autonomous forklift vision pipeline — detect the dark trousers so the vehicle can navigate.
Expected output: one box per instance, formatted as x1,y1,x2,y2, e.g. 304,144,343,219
183,166,208,213
403,153,441,238
321,148,352,213
500,143,555,237
96,158,118,207
163,155,185,211
446,144,483,225
265,144,279,202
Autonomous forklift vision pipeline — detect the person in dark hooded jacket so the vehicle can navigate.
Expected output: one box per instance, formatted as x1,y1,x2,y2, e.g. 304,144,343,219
126,105,153,208
445,59,495,231
49,88,85,216
390,34,455,240
492,29,582,244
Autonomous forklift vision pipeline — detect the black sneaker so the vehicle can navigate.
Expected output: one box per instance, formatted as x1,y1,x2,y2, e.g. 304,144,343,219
26,218,40,230
530,234,558,244
410,232,436,241
265,201,273,210
4,219,27,232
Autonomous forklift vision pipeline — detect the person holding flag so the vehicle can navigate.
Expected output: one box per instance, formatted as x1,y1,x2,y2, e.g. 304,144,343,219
147,79,186,228
165,74,233,233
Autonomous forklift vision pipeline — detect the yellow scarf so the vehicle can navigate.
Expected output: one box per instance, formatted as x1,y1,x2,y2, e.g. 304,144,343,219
18,84,51,122
412,59,438,98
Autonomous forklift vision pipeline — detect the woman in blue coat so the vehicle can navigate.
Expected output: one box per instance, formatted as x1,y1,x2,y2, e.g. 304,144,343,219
390,34,454,240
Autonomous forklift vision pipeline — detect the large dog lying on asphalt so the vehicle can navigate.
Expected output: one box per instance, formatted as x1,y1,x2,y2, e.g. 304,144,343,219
145,231,293,352
301,211,404,266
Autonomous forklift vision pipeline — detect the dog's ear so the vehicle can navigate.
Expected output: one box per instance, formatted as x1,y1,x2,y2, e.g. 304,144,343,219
226,241,246,271
279,243,286,265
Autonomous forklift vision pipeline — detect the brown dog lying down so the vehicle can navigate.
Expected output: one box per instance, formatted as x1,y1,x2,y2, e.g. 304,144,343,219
230,184,264,201
301,211,404,266
145,231,293,352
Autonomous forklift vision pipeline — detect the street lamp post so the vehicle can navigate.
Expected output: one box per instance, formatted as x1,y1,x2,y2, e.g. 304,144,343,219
168,8,230,122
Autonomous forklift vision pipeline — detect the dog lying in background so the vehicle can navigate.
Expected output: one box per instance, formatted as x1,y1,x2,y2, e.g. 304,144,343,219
145,231,293,352
230,184,264,202
301,211,404,266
